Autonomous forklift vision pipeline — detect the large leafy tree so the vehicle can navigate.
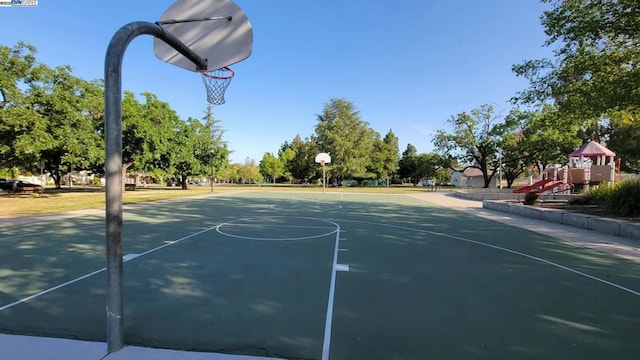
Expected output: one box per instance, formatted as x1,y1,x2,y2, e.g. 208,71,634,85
122,91,179,183
398,144,423,185
607,109,640,172
433,104,519,188
281,135,319,183
238,157,261,184
514,0,640,113
513,0,640,171
397,144,440,186
27,65,103,188
369,129,399,185
200,105,229,184
170,117,225,189
1,43,104,188
259,152,285,183
0,43,51,177
315,98,377,180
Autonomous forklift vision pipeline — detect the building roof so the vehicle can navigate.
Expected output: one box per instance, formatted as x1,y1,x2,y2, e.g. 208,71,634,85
452,167,486,177
569,141,616,157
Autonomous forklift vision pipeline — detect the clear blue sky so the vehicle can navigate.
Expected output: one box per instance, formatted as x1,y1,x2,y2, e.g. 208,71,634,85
2,0,553,164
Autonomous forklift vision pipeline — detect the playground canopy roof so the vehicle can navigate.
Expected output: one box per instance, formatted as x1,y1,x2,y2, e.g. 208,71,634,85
569,141,616,158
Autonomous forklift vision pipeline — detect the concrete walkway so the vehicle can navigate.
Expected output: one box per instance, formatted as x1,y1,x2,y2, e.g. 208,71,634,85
411,191,640,262
0,334,280,360
2,190,639,359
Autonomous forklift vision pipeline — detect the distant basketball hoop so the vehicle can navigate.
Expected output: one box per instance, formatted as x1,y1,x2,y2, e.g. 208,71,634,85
315,152,331,193
200,66,234,105
315,152,331,165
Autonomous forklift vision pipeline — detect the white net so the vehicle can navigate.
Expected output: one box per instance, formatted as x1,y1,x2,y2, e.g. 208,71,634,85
200,67,234,105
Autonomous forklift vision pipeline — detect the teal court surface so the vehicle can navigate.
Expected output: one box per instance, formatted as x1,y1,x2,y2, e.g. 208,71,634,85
1,191,639,359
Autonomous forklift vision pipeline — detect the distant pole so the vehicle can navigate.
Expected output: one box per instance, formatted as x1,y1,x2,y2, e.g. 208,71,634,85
210,149,214,193
315,152,331,194
499,150,503,189
322,163,326,194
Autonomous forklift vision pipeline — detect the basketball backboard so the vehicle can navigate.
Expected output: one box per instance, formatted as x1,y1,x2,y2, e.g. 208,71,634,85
315,153,331,165
154,0,253,72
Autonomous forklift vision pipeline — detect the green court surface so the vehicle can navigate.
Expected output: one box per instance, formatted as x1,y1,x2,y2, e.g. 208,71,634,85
1,191,639,359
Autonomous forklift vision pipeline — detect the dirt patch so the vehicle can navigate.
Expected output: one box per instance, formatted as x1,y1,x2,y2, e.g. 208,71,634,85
537,202,640,223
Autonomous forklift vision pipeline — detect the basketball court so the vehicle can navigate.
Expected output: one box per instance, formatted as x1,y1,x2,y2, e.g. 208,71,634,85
1,191,640,359
3,0,638,358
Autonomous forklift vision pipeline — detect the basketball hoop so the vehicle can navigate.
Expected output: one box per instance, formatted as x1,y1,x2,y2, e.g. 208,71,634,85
200,66,234,105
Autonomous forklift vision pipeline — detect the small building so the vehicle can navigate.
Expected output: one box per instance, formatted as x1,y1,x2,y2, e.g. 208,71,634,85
450,168,497,188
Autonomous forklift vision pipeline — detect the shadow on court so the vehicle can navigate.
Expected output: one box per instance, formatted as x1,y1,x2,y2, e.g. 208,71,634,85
1,191,639,359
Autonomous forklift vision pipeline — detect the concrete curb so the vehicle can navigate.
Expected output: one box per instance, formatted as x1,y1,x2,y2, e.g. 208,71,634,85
483,200,640,241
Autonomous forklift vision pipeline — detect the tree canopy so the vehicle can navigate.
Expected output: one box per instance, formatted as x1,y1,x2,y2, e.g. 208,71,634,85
315,98,378,180
513,0,640,172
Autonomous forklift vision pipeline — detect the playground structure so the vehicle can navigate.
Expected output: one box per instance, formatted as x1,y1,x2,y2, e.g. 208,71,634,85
514,141,618,195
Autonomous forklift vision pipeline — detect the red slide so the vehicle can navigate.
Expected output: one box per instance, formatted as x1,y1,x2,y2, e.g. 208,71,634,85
512,178,552,193
535,181,565,194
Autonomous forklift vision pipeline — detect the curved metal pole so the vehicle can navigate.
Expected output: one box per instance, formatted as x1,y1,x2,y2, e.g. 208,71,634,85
104,21,206,354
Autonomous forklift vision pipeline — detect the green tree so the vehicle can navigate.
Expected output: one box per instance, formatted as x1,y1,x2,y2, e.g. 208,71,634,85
520,106,581,173
607,109,640,172
514,0,640,114
398,144,419,185
278,147,295,182
398,144,441,186
315,98,377,181
218,163,240,183
238,158,261,184
259,152,284,183
169,118,216,189
27,65,102,188
122,92,178,184
371,129,399,186
200,105,229,184
0,43,52,179
282,135,319,183
433,104,519,188
513,0,640,171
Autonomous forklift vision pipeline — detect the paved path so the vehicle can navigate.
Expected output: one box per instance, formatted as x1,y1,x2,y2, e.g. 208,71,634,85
411,191,640,262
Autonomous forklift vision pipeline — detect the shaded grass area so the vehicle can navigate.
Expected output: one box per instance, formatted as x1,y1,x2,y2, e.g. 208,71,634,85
0,184,434,217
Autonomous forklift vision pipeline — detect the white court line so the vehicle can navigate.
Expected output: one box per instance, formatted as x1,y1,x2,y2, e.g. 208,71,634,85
0,267,106,311
216,217,339,241
332,219,640,298
322,225,342,360
222,224,335,229
335,264,349,272
0,226,218,311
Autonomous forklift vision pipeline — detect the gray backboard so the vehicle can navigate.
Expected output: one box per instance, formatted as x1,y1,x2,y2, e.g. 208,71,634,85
154,0,253,72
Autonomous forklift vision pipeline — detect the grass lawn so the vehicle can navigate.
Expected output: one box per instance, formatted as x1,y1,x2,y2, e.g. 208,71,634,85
0,183,433,217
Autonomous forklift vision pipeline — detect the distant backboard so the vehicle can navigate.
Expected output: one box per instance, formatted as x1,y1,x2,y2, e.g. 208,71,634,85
315,153,331,165
154,0,253,72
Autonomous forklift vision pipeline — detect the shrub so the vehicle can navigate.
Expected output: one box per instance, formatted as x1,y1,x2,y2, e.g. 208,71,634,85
523,191,539,205
577,180,640,217
584,183,616,204
604,179,640,217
